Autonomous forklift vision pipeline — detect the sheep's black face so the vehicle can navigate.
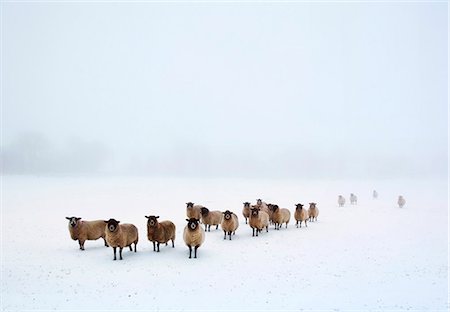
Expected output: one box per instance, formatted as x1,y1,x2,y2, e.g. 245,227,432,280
186,218,199,231
186,202,194,208
66,217,81,227
256,199,262,205
145,215,159,227
200,207,209,216
223,210,232,220
250,208,259,217
243,202,250,208
272,205,279,212
105,219,120,232
295,204,303,211
309,203,316,209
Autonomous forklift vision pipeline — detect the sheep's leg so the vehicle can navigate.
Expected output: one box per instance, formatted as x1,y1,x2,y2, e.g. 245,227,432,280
171,239,175,248
79,240,85,250
305,221,307,227
256,229,259,237
216,224,219,230
286,222,288,229
223,231,227,240
252,228,255,237
134,242,137,252
266,225,268,232
228,231,232,240
194,245,199,258
245,218,247,224
165,242,168,246
113,247,117,261
119,247,123,260
103,238,109,247
129,245,132,251
153,241,156,252
157,242,160,252
188,246,192,259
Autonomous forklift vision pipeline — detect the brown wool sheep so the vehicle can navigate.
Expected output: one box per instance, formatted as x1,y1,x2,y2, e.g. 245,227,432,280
249,207,269,237
308,203,319,222
183,218,205,259
186,202,203,221
66,217,108,250
271,205,291,230
221,210,239,240
242,202,251,224
104,219,139,260
294,204,309,228
200,207,223,232
145,215,176,252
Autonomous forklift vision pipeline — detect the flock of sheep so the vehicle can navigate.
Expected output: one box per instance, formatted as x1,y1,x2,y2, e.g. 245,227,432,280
66,192,407,260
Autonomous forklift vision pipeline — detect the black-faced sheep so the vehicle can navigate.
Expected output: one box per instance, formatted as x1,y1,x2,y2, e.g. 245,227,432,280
271,205,291,230
200,207,223,232
249,207,269,237
221,210,239,240
66,217,108,250
183,218,205,259
104,219,139,260
145,215,176,252
242,202,251,224
294,204,309,228
398,196,406,208
186,202,203,220
308,203,319,222
338,195,345,207
350,193,357,205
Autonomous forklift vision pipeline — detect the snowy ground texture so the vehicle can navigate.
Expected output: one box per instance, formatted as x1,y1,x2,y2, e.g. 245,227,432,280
2,176,449,311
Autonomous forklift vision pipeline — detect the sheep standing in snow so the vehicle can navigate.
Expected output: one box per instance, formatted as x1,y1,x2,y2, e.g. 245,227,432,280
145,215,176,252
242,202,251,224
186,202,203,221
373,190,378,199
308,203,319,222
104,218,139,260
256,199,270,215
271,205,291,230
249,207,269,237
66,217,108,250
338,195,346,207
221,210,239,240
294,204,309,228
266,203,275,224
200,207,223,232
398,196,406,208
350,193,358,205
183,218,205,259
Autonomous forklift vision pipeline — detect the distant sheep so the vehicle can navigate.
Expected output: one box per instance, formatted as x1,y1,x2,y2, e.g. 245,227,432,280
398,196,406,208
104,218,138,260
294,204,309,228
200,207,223,231
271,205,291,230
338,195,345,207
350,193,358,205
308,203,319,222
66,217,108,250
373,190,378,199
186,202,203,221
183,218,205,259
242,202,251,224
145,215,176,252
221,210,239,240
256,199,270,215
249,207,269,237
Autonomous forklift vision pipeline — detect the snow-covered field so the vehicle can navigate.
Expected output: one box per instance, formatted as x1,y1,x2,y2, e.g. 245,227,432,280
1,175,448,311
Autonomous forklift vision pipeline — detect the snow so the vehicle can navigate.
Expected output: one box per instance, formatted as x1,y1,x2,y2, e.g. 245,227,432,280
1,176,448,311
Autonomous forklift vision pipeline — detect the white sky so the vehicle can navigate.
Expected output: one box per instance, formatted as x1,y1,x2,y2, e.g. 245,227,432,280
2,2,448,178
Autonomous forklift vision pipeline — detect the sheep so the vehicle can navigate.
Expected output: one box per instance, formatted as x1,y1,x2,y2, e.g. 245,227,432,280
242,202,251,224
200,207,223,232
66,217,108,250
271,205,291,230
373,190,378,199
308,203,319,222
221,210,239,240
350,193,358,205
294,204,309,228
338,195,346,207
186,202,203,221
266,203,275,224
104,218,139,260
183,218,205,259
145,215,176,252
249,207,269,237
398,196,406,208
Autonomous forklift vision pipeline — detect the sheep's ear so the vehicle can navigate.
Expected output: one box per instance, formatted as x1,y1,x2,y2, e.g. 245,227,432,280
104,220,108,223
222,212,225,214
186,219,189,222
145,216,150,219
65,217,71,220
156,216,160,219
76,217,81,221
117,221,120,224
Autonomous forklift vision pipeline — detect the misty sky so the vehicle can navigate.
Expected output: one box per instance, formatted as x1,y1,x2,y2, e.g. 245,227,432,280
2,2,448,178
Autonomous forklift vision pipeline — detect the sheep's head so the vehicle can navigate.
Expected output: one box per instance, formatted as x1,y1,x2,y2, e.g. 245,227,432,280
256,199,262,205
105,219,120,232
295,204,303,210
250,207,260,217
223,210,233,220
243,202,251,208
186,218,200,231
200,207,209,216
66,217,81,227
186,202,194,208
145,215,159,227
267,204,273,210
272,205,279,212
309,203,317,209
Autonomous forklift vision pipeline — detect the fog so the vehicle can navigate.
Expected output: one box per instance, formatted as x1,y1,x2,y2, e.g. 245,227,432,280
2,3,448,178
